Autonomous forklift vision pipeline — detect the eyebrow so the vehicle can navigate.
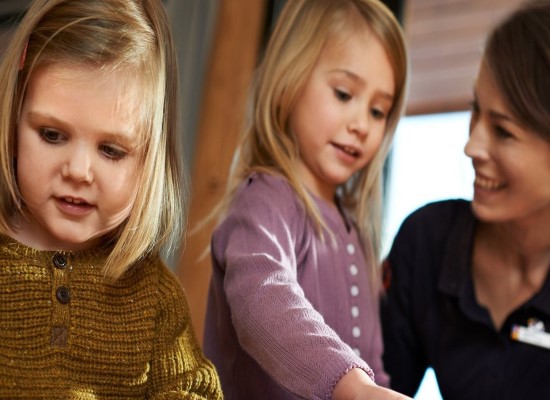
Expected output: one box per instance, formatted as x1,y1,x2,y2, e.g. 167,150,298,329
488,110,516,124
330,68,394,101
472,92,518,125
26,111,138,147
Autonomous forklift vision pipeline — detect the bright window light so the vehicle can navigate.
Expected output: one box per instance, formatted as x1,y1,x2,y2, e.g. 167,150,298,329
383,111,474,257
382,111,474,400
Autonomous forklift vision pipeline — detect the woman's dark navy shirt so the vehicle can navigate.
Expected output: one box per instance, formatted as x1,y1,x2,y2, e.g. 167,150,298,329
381,199,550,400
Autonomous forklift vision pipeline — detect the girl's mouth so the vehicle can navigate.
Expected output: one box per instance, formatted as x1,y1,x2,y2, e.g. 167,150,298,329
333,143,360,157
56,196,94,215
63,197,88,205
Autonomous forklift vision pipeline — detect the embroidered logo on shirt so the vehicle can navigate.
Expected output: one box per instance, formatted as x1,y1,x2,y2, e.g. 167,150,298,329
511,318,550,351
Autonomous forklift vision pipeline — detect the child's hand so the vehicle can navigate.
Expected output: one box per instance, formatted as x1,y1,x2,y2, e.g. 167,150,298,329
332,368,412,400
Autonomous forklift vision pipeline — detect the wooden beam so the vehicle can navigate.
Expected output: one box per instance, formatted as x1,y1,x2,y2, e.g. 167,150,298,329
177,0,267,343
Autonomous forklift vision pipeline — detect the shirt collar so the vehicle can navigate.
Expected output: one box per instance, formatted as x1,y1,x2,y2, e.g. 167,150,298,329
436,204,550,316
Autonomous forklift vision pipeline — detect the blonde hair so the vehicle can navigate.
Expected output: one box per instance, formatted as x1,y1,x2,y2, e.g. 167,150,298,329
0,0,185,280
216,0,408,289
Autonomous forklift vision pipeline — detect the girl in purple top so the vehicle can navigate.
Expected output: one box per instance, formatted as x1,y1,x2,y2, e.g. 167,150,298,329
203,1,410,399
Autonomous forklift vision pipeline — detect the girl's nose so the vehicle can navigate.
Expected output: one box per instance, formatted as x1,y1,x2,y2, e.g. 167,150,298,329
61,145,93,183
348,109,369,139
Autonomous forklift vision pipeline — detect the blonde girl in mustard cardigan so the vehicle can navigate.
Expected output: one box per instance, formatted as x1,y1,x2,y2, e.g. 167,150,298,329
0,0,221,398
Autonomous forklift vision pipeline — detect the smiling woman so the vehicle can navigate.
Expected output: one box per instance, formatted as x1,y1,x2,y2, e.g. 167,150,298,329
381,2,550,399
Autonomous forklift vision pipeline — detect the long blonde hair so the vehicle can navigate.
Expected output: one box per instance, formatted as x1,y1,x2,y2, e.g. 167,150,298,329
0,0,185,280
216,0,408,288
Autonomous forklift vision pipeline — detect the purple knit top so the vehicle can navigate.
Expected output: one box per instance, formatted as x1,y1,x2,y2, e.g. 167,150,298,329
204,173,388,399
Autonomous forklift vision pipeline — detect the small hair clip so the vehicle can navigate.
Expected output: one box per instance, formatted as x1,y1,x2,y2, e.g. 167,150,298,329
19,41,28,71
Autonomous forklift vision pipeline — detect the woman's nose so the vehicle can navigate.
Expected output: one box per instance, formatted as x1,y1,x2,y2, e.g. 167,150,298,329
464,118,490,161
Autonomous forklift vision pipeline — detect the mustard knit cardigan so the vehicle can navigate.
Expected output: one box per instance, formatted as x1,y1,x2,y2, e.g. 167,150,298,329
0,235,222,399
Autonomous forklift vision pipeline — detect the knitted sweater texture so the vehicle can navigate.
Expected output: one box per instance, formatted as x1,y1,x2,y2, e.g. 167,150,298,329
0,234,222,399
204,173,386,399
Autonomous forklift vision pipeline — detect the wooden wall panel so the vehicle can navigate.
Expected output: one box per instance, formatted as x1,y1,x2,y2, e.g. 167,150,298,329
405,0,524,115
177,0,267,342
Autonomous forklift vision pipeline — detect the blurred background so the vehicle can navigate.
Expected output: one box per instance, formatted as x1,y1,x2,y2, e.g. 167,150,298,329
0,0,525,397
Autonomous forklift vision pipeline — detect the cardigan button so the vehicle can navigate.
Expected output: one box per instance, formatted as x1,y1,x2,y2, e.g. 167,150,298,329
56,286,71,304
351,306,359,318
53,253,67,269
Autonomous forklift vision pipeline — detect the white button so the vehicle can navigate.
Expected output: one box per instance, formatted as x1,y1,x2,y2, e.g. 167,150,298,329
353,348,361,357
349,264,358,276
351,306,359,318
350,285,359,296
352,327,361,338
347,244,355,254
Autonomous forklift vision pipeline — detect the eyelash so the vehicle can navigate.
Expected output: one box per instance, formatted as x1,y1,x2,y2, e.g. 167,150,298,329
334,88,352,102
371,109,386,120
333,88,388,121
495,126,513,139
39,127,64,144
38,128,128,161
99,144,128,161
469,101,514,139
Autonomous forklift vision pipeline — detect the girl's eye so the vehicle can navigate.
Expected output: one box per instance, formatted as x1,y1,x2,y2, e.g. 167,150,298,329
371,108,387,121
99,144,127,160
39,128,64,143
334,89,351,102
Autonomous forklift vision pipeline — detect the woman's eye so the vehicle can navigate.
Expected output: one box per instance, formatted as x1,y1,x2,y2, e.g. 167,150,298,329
39,128,64,143
334,89,351,102
495,126,513,139
100,144,127,160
